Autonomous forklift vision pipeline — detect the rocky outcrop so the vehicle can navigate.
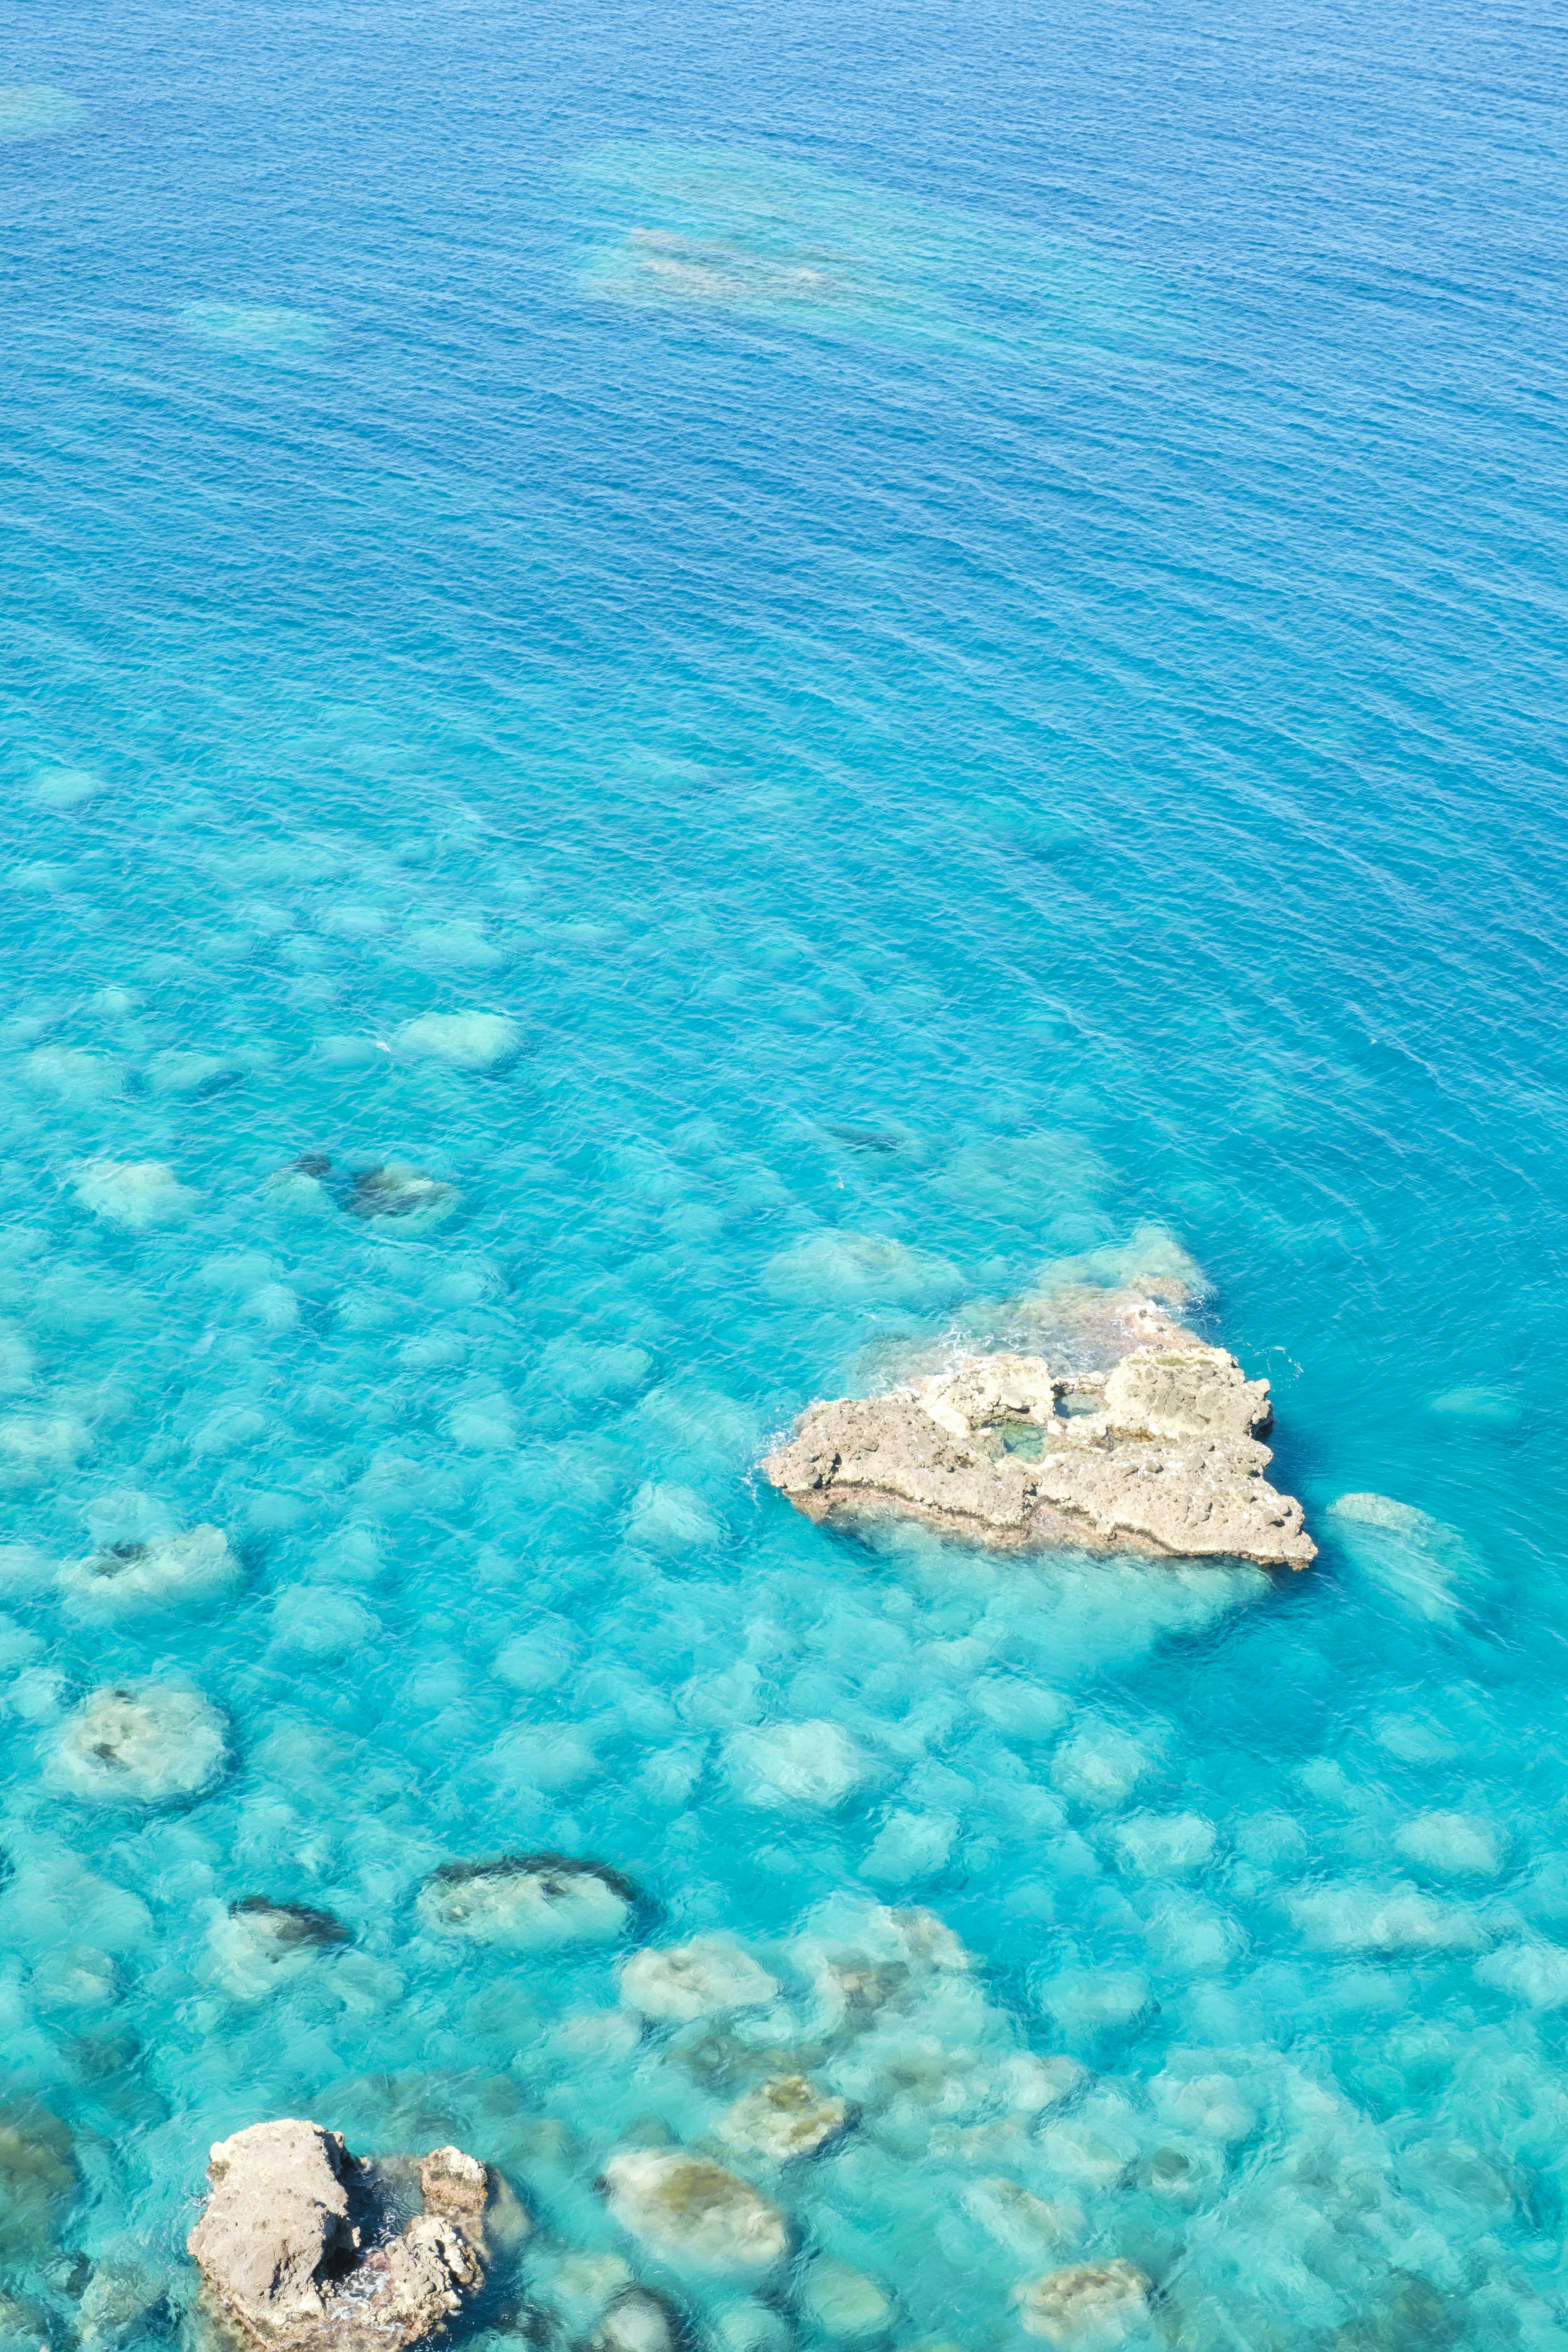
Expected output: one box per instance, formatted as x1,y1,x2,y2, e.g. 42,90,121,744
764,1342,1314,1569
187,2119,503,2352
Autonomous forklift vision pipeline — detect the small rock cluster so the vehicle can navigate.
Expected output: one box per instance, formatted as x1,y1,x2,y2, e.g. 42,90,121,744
187,2119,501,2352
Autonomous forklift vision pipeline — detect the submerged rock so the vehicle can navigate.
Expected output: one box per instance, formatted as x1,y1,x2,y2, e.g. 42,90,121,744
395,1012,520,1071
58,1524,238,1617
208,1900,352,1998
187,2119,499,2352
1014,2261,1151,2346
71,1157,196,1229
349,1163,460,1238
764,1343,1313,1570
601,2149,788,2274
596,2288,680,2352
51,1680,229,1804
417,1853,640,1947
263,1155,336,1216
621,1937,780,2022
718,2076,850,2161
0,2094,76,2261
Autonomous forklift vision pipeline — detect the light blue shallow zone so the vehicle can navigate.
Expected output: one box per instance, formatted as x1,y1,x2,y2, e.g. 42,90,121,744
1,0,1567,2341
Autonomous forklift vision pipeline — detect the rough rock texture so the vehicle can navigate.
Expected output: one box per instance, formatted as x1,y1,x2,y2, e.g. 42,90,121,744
718,2076,850,2160
601,2149,788,2273
1014,2259,1151,2345
187,2119,498,2352
416,1853,639,1947
52,1680,231,1803
620,1936,780,2022
764,1342,1313,1569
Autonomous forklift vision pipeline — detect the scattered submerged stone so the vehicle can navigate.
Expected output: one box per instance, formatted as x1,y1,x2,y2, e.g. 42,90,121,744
208,1900,352,1998
764,1342,1314,1569
597,2287,680,2352
0,2093,76,2261
187,2119,502,2352
71,1156,196,1229
621,1937,780,2023
1014,2261,1151,2346
349,1162,460,1238
417,1853,641,1948
718,2076,850,2161
395,1012,521,1071
263,1155,336,1216
798,2256,893,2341
601,2149,788,2275
78,2260,168,2352
57,1523,238,1617
51,1680,229,1804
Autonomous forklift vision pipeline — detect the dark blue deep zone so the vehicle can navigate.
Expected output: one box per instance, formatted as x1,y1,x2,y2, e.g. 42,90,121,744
1,0,1567,2343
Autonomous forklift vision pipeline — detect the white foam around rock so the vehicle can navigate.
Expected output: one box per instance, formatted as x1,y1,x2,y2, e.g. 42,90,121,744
51,1680,229,1803
620,1935,780,2022
395,1011,520,1069
72,1157,196,1228
727,1720,869,1810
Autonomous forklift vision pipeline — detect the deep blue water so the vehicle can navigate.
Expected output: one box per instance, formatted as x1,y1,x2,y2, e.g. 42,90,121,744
2,0,1567,2343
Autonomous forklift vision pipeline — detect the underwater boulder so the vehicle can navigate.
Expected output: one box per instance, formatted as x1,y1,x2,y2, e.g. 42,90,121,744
620,1936,779,2023
416,1853,641,1948
349,1162,460,1238
764,1342,1313,1569
1013,2261,1150,2345
207,1899,351,1998
51,1680,229,1804
601,2149,788,2274
187,2120,496,2352
58,1523,237,1618
71,1157,196,1229
394,1012,520,1071
717,2075,850,2161
0,2094,76,2262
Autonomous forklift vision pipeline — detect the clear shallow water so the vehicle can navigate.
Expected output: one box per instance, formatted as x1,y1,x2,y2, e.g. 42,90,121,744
1,0,1567,2343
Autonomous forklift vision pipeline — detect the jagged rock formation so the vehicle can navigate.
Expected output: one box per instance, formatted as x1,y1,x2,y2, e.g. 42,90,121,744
187,2119,503,2352
764,1342,1314,1569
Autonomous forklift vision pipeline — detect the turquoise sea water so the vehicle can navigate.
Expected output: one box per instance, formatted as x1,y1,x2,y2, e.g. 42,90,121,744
2,0,1567,2343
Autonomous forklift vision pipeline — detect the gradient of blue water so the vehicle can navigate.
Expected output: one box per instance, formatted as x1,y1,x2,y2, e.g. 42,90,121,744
2,0,1567,2343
